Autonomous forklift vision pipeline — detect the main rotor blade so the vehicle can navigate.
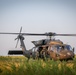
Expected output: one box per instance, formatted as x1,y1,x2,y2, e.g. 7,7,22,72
56,34,76,36
0,32,76,36
0,32,20,35
22,33,46,36
22,33,76,36
0,32,46,36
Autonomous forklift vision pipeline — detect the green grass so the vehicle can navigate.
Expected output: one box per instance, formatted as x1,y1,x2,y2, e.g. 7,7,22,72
0,56,76,75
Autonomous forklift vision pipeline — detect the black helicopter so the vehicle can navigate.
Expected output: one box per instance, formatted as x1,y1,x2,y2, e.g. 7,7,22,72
0,27,76,60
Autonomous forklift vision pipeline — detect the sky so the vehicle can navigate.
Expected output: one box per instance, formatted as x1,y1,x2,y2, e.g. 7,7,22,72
0,0,76,55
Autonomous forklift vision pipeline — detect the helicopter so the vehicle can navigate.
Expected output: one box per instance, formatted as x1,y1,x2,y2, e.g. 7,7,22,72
0,27,76,61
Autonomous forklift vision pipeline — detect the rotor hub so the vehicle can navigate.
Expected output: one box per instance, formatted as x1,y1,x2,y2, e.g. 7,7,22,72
45,32,56,36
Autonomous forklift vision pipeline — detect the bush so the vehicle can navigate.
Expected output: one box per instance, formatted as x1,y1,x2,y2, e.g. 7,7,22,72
0,56,76,75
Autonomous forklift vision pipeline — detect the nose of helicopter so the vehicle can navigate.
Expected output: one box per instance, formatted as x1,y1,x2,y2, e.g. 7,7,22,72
66,52,74,58
59,50,74,60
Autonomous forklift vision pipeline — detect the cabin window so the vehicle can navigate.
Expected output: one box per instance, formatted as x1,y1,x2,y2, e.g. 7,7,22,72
32,47,39,53
51,46,55,50
56,45,62,50
49,46,56,51
32,48,35,52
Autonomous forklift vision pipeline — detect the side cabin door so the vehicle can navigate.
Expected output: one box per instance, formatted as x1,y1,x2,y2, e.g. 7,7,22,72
31,47,39,59
48,45,59,60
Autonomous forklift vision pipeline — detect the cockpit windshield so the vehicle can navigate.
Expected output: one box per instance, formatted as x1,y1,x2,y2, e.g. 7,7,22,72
65,45,72,51
55,45,72,51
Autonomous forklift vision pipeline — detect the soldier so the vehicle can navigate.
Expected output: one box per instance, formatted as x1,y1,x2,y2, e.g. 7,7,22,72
40,47,48,60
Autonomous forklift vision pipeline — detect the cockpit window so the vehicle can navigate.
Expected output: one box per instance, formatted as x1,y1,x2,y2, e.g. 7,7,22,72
49,45,72,52
65,45,72,51
55,45,72,51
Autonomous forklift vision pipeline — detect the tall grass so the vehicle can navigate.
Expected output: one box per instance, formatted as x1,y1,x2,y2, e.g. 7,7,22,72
0,56,76,75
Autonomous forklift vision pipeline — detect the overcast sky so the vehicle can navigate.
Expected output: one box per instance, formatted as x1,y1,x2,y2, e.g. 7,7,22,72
0,0,76,55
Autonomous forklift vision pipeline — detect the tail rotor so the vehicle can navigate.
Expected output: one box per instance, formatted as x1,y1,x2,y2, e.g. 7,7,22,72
15,27,22,48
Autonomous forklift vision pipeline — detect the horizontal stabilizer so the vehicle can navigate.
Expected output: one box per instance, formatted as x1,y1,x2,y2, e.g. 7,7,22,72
8,50,23,55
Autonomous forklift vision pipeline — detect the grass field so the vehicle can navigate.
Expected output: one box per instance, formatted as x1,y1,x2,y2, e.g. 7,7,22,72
0,56,76,75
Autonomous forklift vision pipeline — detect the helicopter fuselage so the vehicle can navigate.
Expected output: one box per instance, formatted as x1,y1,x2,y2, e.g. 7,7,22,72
32,40,75,60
